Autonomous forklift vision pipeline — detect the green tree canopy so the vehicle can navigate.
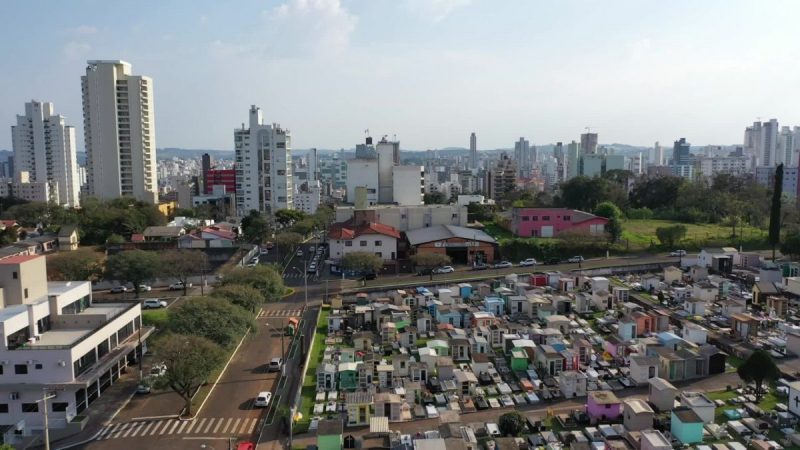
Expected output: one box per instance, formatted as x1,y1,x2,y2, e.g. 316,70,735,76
47,248,104,281
559,176,628,212
629,176,685,211
160,249,209,296
498,411,527,436
104,250,162,297
423,191,448,205
594,201,623,219
220,265,286,301
240,210,270,243
167,296,253,348
341,251,384,274
274,209,306,228
781,231,800,259
655,224,687,248
410,253,451,268
153,334,226,417
737,349,780,401
212,284,265,313
275,231,303,252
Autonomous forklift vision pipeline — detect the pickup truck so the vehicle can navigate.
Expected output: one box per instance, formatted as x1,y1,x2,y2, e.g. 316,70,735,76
168,281,192,291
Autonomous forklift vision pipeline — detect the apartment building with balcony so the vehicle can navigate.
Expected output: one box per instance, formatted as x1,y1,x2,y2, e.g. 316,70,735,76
0,255,150,446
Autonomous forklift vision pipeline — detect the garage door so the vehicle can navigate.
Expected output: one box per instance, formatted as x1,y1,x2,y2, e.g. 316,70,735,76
541,226,554,238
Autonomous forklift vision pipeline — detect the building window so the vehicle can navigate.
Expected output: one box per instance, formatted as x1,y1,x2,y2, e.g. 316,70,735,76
345,241,352,247
375,252,382,258
532,216,538,221
35,364,42,370
24,288,28,299
563,215,571,221
542,216,550,221
360,241,367,247
0,404,7,413
12,272,17,279
14,365,28,375
22,403,39,413
375,241,382,246
522,216,529,221
52,403,68,412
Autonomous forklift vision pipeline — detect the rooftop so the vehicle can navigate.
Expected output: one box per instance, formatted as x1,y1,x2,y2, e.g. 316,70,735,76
672,406,702,423
405,225,495,246
588,390,620,405
624,398,653,415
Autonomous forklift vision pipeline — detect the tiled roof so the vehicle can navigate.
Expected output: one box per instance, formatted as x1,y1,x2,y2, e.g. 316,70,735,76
328,221,401,240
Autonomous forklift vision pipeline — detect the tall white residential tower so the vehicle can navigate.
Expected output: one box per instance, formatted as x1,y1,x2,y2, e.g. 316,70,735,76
81,60,157,203
234,105,292,215
11,101,81,206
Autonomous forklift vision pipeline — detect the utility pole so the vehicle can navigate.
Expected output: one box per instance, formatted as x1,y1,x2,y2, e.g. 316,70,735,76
39,389,57,450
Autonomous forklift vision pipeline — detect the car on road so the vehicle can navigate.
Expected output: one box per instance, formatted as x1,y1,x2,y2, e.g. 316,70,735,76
472,262,489,270
142,299,167,309
139,284,152,292
307,264,317,274
296,249,303,256
110,285,129,293
519,258,537,267
543,257,561,265
268,357,283,372
433,266,455,274
135,383,151,395
416,268,433,276
236,442,256,450
670,249,687,256
150,362,167,377
254,391,272,407
567,256,585,263
309,245,315,252
168,281,192,291
492,261,513,269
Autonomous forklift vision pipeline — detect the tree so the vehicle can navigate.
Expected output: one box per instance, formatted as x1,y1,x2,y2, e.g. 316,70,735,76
466,202,495,223
594,201,623,219
240,210,270,243
104,250,161,298
220,265,286,301
274,209,306,228
410,253,452,280
341,251,383,275
0,226,18,245
606,216,623,244
154,334,225,417
275,231,303,252
737,350,780,402
781,231,800,259
769,164,784,260
423,191,448,205
290,218,317,236
655,225,687,248
498,411,526,436
160,250,209,296
629,176,685,211
47,248,104,281
167,297,254,348
212,284,265,313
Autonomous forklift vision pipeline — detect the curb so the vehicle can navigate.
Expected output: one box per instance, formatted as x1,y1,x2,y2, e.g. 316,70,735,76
129,414,181,422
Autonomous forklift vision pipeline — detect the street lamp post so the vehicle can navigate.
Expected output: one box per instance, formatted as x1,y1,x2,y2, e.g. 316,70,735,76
38,389,57,450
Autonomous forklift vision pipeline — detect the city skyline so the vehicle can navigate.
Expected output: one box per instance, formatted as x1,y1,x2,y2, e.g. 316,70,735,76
2,1,800,152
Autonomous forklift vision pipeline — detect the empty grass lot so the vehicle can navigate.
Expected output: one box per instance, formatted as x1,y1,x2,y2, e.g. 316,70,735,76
621,219,767,251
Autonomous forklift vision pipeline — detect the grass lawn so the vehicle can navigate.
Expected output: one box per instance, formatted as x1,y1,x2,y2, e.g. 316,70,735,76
483,222,513,240
142,309,168,328
621,219,767,251
296,306,329,431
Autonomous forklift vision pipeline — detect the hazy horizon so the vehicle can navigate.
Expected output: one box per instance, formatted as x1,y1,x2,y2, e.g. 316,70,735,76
2,0,799,152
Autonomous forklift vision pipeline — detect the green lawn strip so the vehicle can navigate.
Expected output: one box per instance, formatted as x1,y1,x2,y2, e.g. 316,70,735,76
296,306,329,429
621,219,767,251
142,309,168,328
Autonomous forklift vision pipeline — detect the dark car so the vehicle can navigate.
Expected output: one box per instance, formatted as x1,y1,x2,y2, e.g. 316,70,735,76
362,272,377,281
543,257,561,265
416,268,433,276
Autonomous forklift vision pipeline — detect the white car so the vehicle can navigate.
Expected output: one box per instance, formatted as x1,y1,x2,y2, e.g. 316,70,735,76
492,261,513,269
567,256,585,263
433,266,455,274
142,299,167,309
139,284,152,292
519,258,537,267
296,249,304,256
168,281,192,291
254,391,272,408
670,250,687,257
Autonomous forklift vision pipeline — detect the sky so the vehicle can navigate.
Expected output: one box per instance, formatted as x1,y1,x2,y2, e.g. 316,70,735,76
2,0,800,152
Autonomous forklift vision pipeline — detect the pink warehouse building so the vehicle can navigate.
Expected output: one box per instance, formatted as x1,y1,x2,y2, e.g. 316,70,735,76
511,208,608,238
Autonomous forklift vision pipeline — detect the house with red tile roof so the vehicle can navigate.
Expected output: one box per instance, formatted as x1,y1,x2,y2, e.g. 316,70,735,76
329,221,401,262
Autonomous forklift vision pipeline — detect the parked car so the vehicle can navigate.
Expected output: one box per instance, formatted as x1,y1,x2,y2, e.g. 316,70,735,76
670,250,687,256
168,281,192,291
416,268,433,276
110,285,129,293
135,382,151,395
567,256,585,263
236,442,256,450
307,264,317,274
142,299,167,309
492,261,513,269
519,258,537,267
472,262,489,270
543,257,561,265
254,391,272,407
268,357,283,372
296,249,304,256
433,266,455,274
362,272,377,280
139,284,152,292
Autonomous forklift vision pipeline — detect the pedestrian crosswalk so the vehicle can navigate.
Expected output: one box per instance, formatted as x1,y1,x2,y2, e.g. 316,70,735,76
258,309,302,318
95,417,260,440
282,272,319,280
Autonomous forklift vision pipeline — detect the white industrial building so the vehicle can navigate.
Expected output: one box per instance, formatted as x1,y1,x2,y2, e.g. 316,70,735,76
81,60,157,204
335,204,468,232
346,159,379,206
391,165,424,206
11,101,81,207
234,105,292,215
0,172,51,203
696,155,750,177
0,255,150,447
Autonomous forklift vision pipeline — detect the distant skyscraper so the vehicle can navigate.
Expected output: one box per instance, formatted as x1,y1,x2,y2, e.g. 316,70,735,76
201,153,212,192
653,141,663,166
672,138,691,166
81,61,158,203
355,136,376,159
514,137,531,177
566,141,580,179
761,119,779,166
11,100,81,207
82,60,157,203
580,132,598,154
376,137,400,203
469,132,477,169
234,105,292,215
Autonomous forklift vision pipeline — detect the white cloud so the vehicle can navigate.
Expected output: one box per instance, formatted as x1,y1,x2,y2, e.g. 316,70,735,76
62,42,91,60
262,0,358,56
72,25,97,35
406,0,472,23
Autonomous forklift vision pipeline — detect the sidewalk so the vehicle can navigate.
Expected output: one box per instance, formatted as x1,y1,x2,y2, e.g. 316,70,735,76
47,369,139,450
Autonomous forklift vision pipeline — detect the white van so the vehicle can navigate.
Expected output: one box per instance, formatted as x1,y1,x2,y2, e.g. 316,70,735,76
254,391,272,407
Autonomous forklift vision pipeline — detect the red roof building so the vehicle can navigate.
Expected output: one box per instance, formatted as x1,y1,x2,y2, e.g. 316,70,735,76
328,221,401,261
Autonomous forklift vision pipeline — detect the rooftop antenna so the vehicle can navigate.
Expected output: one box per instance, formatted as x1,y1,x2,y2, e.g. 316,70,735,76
584,126,594,133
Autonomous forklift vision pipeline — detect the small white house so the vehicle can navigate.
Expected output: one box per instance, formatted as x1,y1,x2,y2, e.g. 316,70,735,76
681,323,708,345
788,381,800,418
629,355,659,385
684,298,707,316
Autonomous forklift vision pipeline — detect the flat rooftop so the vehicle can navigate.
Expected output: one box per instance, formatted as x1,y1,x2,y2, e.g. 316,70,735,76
48,281,91,296
31,328,92,347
